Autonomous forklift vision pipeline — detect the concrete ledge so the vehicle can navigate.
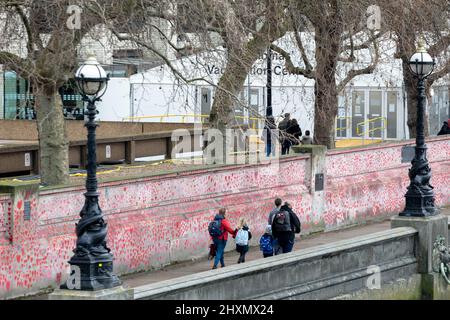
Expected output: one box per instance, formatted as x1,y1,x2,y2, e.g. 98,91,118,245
49,286,133,300
331,275,422,300
421,273,450,300
255,257,417,300
291,145,326,155
391,214,449,273
134,227,417,300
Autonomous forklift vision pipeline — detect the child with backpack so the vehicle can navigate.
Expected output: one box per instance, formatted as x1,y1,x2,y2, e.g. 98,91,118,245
234,217,252,264
259,225,275,258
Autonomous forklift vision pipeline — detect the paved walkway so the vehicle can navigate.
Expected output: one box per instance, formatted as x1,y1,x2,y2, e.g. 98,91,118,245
122,208,449,288
23,207,449,299
121,220,391,288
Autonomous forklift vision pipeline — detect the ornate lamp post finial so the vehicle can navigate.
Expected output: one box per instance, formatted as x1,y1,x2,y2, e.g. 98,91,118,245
417,37,427,53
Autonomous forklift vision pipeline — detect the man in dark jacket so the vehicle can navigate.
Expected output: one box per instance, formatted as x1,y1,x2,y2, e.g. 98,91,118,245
211,208,235,269
279,113,291,155
268,198,283,255
437,120,450,136
284,118,302,155
271,202,301,254
268,198,283,225
278,113,291,131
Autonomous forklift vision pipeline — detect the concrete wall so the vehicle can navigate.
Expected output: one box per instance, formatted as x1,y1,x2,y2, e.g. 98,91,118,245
0,120,196,141
0,136,449,299
133,228,419,300
323,137,450,230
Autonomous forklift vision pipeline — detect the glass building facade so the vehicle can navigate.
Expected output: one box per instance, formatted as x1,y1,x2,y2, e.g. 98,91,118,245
2,71,84,120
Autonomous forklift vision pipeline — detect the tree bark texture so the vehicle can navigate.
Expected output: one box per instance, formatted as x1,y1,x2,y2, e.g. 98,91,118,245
35,84,70,185
313,25,341,149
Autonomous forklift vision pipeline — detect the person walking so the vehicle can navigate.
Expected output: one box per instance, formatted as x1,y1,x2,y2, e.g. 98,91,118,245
301,130,313,145
279,113,291,155
271,202,301,254
284,118,302,154
259,225,275,258
263,115,277,157
234,217,252,264
278,113,291,131
437,120,450,135
208,208,236,269
268,198,283,255
268,198,283,225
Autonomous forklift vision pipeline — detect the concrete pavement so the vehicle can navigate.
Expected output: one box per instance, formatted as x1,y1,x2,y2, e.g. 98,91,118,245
121,210,450,288
120,219,392,288
20,207,449,299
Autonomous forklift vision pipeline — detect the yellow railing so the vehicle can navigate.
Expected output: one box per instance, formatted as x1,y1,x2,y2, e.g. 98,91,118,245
123,114,266,130
356,116,387,137
336,116,351,132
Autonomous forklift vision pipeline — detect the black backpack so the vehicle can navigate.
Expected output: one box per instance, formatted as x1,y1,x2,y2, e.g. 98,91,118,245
208,219,223,238
272,210,292,232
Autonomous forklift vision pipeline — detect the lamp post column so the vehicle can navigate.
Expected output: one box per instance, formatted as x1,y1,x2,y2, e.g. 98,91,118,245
400,76,438,217
85,98,99,196
266,47,272,117
63,97,121,291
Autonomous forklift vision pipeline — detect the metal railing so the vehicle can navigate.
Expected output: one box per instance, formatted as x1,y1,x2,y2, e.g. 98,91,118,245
356,116,387,137
336,116,387,137
123,114,266,130
335,116,387,147
336,116,351,133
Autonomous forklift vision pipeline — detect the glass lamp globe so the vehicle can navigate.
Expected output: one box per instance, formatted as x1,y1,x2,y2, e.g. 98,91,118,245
75,55,109,97
409,38,435,78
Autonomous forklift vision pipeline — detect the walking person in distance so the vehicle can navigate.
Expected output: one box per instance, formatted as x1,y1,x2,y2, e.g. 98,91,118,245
271,202,301,254
208,208,236,269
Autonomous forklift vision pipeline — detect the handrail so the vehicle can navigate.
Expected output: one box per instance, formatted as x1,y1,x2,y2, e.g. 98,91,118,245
123,114,266,130
336,116,351,132
356,116,387,136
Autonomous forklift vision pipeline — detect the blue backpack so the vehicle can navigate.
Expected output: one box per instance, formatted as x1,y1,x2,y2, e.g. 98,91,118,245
259,234,274,254
208,219,223,238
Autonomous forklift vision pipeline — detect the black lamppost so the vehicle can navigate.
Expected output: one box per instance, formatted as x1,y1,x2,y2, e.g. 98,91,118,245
400,39,439,217
63,55,121,290
266,47,273,117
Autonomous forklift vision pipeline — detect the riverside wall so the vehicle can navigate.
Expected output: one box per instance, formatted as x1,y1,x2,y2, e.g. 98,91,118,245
0,136,449,299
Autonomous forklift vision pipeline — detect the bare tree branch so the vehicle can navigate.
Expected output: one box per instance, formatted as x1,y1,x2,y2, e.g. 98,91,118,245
289,12,313,72
429,58,450,83
0,50,29,77
270,44,315,79
429,34,450,56
337,37,380,93
12,4,36,53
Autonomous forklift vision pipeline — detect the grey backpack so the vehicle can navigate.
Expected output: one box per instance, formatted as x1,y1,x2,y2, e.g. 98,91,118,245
272,210,292,232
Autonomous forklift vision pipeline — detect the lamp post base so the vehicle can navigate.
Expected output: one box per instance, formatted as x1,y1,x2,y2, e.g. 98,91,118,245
400,193,439,217
61,253,122,291
50,286,132,300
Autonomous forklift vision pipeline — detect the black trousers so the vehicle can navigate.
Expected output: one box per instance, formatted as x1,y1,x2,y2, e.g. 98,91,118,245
281,140,291,155
236,244,249,263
